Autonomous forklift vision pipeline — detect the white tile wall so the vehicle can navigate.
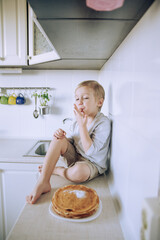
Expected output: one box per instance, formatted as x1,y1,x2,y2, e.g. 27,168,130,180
0,70,99,138
99,1,160,239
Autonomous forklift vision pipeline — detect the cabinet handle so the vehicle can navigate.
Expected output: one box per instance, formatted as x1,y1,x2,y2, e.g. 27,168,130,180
0,57,5,61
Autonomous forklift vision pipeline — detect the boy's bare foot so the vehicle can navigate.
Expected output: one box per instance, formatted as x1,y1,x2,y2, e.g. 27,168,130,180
38,165,43,173
26,179,51,204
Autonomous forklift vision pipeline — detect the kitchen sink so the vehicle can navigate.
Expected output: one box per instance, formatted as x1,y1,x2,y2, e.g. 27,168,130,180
24,140,51,157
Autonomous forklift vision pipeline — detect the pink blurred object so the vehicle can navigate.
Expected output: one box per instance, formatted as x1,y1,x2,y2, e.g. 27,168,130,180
86,0,125,11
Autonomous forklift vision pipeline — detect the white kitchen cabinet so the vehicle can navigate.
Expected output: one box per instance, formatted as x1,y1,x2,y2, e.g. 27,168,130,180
0,0,27,66
0,162,39,240
0,171,5,240
0,0,60,67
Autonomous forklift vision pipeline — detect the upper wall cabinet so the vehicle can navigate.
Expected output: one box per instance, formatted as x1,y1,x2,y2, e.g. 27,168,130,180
0,0,27,66
0,0,60,67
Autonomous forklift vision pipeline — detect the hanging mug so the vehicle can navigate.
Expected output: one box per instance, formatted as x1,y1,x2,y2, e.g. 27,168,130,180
8,93,17,105
0,94,8,104
16,93,26,105
0,91,2,102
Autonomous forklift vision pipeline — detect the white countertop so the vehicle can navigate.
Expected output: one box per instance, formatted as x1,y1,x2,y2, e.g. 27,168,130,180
0,138,124,240
0,138,45,164
7,175,124,240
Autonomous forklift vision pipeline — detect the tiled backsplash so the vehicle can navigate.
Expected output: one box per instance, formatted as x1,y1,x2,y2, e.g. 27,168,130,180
99,1,160,239
0,70,99,138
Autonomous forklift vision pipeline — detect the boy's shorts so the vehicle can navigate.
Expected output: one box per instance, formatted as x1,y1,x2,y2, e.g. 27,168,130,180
62,141,100,181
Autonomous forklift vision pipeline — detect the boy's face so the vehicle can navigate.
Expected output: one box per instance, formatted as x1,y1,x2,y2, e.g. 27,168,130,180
75,86,103,117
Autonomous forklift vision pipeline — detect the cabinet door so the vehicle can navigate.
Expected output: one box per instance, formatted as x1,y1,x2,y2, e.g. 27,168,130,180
0,171,5,240
0,162,39,239
2,170,38,238
0,0,27,66
0,0,3,62
28,4,60,65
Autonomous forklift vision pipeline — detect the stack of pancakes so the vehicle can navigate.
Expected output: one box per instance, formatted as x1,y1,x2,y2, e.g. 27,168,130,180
52,185,99,219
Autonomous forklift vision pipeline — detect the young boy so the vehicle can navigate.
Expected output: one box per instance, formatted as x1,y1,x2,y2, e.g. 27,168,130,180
26,80,111,204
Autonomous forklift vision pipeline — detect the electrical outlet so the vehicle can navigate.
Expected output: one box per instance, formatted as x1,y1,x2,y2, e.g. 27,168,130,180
141,198,160,240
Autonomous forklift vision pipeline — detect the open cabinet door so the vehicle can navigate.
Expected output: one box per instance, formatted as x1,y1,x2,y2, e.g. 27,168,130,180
28,4,60,65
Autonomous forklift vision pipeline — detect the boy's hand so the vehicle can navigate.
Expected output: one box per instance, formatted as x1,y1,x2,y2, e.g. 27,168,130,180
74,104,92,152
74,104,87,127
53,128,66,139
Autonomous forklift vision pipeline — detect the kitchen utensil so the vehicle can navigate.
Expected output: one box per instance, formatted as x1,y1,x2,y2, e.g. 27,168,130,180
16,93,26,104
8,93,17,105
33,95,39,118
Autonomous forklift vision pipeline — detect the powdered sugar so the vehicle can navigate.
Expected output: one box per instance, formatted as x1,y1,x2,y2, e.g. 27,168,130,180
64,190,86,198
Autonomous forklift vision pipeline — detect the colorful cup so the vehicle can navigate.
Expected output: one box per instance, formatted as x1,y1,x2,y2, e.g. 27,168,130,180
0,95,8,104
16,93,26,105
8,93,17,105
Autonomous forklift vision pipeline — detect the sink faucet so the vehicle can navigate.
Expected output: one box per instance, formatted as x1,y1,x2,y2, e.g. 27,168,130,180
63,118,73,124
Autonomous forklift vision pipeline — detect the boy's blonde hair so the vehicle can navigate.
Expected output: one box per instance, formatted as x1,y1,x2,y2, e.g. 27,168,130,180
76,80,105,100
76,80,105,110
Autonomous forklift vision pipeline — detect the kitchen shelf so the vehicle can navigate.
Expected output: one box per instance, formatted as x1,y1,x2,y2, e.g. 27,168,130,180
0,87,54,90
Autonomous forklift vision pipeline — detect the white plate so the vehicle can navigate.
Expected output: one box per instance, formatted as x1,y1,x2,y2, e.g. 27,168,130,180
49,200,102,222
